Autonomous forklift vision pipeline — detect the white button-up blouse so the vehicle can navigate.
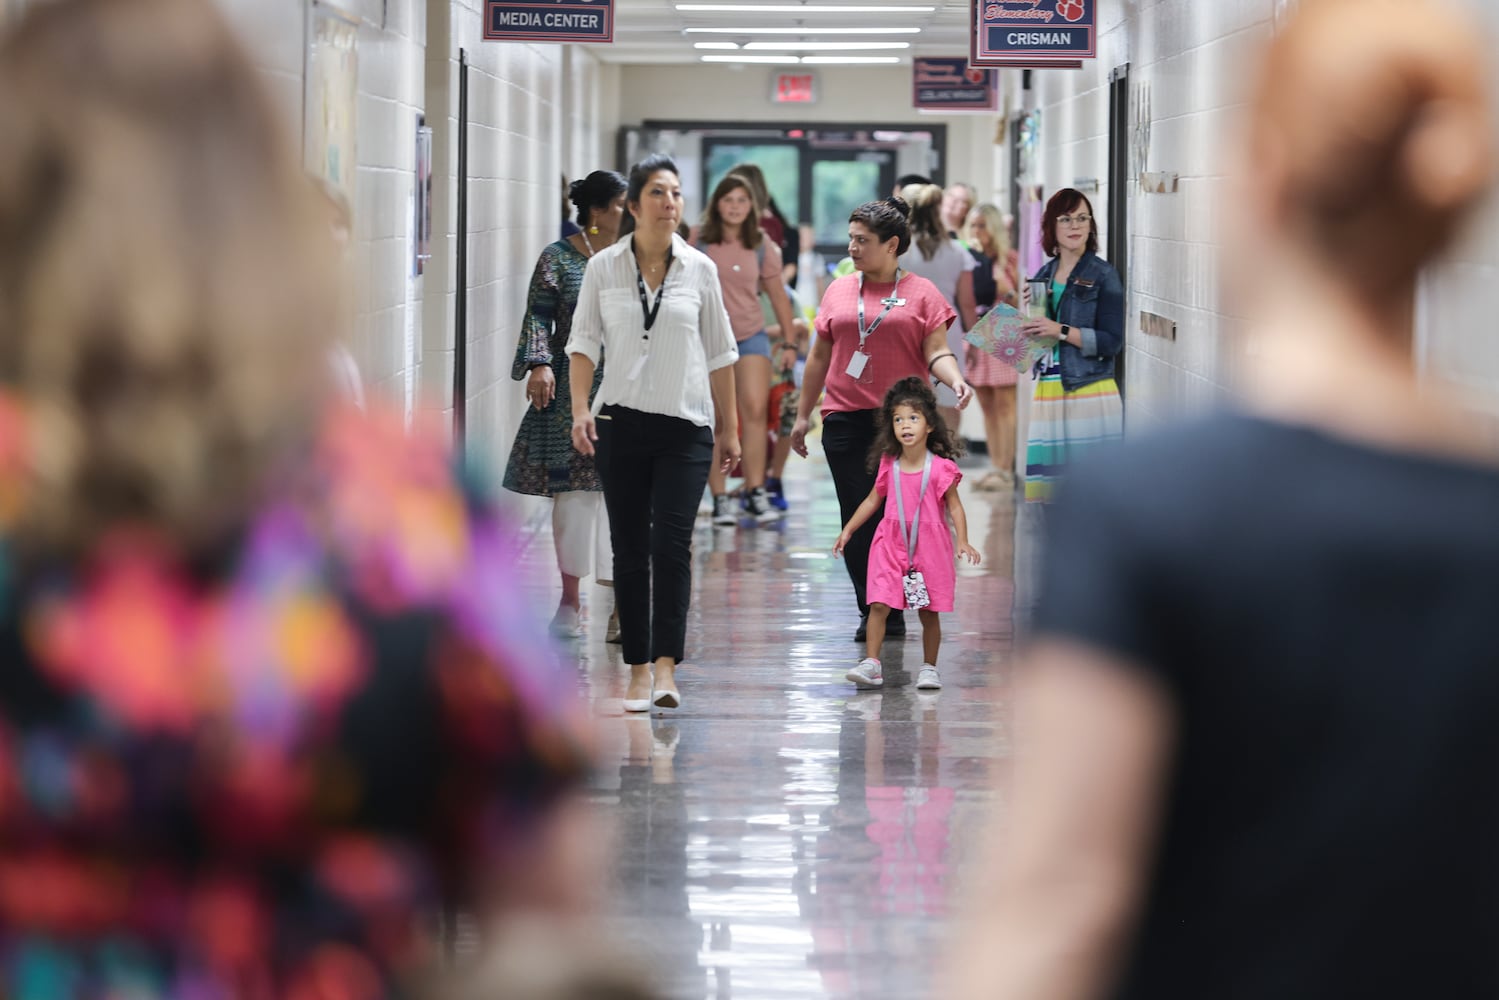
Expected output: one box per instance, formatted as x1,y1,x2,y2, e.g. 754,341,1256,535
566,233,738,429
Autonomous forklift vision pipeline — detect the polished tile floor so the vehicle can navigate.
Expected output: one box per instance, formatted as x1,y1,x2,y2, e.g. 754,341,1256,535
528,454,1036,999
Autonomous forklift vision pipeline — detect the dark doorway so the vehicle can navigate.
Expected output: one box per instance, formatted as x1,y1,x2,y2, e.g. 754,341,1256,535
1106,63,1130,400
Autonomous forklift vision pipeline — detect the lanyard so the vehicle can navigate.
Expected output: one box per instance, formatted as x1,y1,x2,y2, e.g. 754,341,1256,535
856,268,903,351
633,239,673,332
892,453,933,572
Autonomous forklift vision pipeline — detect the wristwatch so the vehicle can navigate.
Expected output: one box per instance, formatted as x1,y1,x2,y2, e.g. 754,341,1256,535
1059,324,1071,343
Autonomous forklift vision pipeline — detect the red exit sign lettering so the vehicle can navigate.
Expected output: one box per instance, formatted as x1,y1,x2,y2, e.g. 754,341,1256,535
772,72,817,104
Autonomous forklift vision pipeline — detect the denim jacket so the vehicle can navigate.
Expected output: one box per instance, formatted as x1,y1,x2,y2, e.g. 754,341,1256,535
1031,251,1124,392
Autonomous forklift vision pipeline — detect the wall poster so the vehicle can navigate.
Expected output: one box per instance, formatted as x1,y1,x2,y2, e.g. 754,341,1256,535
304,2,360,199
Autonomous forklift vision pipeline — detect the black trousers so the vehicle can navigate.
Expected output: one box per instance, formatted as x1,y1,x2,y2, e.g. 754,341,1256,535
595,405,713,665
821,408,880,615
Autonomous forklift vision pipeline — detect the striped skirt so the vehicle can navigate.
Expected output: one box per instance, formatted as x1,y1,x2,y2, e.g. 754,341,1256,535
1024,366,1123,504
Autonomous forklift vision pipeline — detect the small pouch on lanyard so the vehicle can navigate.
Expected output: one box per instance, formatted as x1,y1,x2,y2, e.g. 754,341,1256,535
903,569,930,610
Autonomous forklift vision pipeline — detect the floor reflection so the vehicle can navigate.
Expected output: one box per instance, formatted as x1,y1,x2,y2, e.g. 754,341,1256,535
528,455,1018,999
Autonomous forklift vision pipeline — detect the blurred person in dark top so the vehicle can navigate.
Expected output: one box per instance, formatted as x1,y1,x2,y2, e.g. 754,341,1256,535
945,1,1499,998
0,0,619,997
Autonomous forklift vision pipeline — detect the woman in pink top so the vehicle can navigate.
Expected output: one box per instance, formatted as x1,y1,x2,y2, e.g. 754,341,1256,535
698,172,798,525
791,197,973,643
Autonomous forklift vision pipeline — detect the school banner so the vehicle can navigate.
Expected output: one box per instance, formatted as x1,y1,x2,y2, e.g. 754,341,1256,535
971,0,1095,66
912,57,998,112
484,0,614,43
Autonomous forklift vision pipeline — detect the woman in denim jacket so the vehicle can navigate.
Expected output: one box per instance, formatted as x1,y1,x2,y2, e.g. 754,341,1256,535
1020,189,1125,502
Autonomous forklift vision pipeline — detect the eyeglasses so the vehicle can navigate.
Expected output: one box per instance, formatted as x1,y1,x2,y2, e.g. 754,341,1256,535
1057,214,1092,228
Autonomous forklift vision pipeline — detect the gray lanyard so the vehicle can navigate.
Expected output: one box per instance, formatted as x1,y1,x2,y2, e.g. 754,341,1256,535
856,269,903,352
892,453,933,571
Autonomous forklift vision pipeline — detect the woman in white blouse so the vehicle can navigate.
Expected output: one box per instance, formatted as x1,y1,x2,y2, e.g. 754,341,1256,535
567,154,741,712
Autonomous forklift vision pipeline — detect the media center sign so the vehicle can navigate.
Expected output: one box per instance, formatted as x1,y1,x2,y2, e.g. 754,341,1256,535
484,0,614,43
971,0,1095,66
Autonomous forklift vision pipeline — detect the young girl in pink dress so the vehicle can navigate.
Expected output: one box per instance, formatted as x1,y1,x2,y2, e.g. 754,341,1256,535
834,377,981,690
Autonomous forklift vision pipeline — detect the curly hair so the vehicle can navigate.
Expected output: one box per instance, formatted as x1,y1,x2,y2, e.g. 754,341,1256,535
867,376,964,471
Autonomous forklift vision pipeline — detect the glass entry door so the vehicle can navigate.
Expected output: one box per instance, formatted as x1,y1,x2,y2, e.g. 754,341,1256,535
810,151,894,255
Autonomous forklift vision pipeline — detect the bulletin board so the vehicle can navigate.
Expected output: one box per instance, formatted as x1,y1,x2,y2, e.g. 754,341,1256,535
304,2,360,198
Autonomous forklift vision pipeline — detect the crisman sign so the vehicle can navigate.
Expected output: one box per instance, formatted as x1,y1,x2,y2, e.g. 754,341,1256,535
484,0,614,43
971,0,1095,66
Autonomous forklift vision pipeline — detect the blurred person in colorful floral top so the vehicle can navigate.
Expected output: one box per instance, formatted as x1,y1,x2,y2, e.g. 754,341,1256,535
0,0,616,997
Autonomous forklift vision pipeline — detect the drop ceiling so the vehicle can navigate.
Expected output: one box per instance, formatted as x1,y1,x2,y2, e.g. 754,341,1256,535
597,0,976,64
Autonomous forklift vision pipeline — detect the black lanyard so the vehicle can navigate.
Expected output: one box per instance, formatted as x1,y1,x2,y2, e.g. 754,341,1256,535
856,269,903,350
633,239,673,333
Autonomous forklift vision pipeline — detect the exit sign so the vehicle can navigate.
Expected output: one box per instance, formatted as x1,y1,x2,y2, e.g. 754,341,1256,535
771,71,818,104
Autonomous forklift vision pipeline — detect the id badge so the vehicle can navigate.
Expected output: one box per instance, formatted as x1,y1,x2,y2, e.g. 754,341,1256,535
903,570,930,610
627,354,648,382
845,350,871,380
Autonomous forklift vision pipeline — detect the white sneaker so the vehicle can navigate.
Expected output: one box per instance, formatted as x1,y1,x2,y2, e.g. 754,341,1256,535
916,664,942,690
711,494,737,526
846,657,884,689
548,605,583,639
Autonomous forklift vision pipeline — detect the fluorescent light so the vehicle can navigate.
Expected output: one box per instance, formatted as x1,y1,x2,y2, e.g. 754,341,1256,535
677,3,935,10
744,41,909,50
700,54,801,64
799,55,902,64
693,41,741,49
684,26,920,33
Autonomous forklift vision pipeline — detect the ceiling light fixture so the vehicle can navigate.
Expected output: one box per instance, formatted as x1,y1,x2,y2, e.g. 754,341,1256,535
677,3,935,11
743,41,910,50
799,55,902,64
699,54,802,64
693,41,742,49
684,26,921,33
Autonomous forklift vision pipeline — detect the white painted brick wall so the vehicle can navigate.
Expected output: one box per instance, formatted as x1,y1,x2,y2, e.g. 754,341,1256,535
1019,0,1499,428
1420,0,1499,410
1019,0,1278,431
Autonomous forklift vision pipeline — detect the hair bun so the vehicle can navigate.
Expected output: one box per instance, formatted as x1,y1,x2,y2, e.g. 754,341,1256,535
568,178,586,203
885,195,910,219
1251,0,1494,286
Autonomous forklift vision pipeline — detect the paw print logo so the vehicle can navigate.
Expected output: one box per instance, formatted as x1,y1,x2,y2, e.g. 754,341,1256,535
1056,0,1085,22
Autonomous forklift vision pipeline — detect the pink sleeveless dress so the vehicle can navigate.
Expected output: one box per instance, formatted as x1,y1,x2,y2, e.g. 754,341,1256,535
865,454,961,612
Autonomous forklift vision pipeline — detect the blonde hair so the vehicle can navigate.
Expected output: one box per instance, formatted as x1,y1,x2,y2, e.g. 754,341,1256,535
0,0,341,559
1250,0,1494,296
900,183,946,261
964,202,1009,260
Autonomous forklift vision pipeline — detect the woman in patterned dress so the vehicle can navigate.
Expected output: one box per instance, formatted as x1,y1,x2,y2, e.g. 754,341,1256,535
0,1,603,995
503,170,627,639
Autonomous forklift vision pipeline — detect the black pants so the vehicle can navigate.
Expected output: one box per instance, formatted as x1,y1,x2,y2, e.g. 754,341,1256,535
822,408,880,615
595,405,713,665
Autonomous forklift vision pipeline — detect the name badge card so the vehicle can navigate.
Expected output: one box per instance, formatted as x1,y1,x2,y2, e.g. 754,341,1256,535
845,350,870,380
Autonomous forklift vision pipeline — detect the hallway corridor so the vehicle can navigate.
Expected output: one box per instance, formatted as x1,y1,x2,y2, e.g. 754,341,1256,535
525,455,1032,999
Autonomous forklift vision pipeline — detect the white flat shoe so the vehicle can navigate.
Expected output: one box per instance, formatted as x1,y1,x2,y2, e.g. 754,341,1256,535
651,687,681,710
623,691,653,713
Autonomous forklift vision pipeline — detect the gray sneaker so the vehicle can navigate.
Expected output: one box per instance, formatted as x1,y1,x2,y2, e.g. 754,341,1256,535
745,487,781,524
711,494,737,526
846,657,884,689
